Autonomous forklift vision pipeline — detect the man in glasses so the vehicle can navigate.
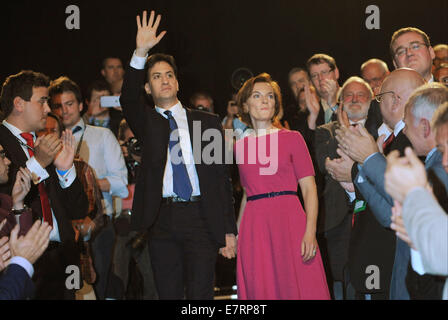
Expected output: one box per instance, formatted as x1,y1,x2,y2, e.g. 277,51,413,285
335,68,426,299
306,54,341,124
390,27,435,83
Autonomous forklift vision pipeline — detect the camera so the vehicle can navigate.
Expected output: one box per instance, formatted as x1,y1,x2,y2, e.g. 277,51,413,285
122,137,142,184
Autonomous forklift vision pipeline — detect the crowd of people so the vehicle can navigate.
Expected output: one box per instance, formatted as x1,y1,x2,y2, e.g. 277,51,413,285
0,9,447,300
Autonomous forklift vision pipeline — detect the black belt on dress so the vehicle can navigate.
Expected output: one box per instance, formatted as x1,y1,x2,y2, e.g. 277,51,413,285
161,195,202,204
247,191,297,201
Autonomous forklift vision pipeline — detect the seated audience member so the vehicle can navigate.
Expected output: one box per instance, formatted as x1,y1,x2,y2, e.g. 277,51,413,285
83,80,123,137
49,76,128,300
190,91,215,113
385,102,448,299
335,68,426,299
435,63,448,87
101,57,125,96
0,70,88,300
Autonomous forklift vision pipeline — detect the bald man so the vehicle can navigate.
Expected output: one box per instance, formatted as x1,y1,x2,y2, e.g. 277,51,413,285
335,68,426,299
361,59,390,96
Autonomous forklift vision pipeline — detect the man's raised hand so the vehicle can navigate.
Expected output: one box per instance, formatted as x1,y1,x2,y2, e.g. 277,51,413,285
136,10,167,57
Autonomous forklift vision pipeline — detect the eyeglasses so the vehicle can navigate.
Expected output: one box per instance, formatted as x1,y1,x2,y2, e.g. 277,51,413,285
0,150,7,160
342,92,369,102
310,69,334,80
375,91,401,105
394,41,428,58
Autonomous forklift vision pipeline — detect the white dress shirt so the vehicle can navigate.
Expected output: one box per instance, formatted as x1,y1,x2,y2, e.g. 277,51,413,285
130,52,201,197
2,120,77,242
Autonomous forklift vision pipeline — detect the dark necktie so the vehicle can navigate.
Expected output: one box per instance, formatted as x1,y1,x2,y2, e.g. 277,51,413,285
20,133,53,227
164,110,193,200
382,133,395,151
72,126,82,134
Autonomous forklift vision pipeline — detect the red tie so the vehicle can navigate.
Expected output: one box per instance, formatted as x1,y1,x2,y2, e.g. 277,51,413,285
382,133,395,151
20,133,53,227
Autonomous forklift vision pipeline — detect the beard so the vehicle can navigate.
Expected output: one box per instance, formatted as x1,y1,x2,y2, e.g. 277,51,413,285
344,103,369,121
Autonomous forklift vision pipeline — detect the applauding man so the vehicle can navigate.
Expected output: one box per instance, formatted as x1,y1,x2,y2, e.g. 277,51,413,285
0,70,88,299
120,10,237,299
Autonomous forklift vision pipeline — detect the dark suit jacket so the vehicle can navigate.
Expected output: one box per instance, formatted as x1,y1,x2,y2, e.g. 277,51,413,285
315,121,352,233
0,264,34,300
352,129,412,299
0,125,88,243
120,66,237,246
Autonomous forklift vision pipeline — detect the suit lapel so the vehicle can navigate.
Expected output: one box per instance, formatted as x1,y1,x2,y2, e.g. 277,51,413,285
0,124,28,165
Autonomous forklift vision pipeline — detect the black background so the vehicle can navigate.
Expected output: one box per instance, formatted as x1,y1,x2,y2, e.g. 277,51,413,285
1,0,447,117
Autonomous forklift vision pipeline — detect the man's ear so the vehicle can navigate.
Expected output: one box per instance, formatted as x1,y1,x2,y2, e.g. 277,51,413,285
334,67,340,80
79,102,84,114
392,59,398,70
421,118,431,138
101,69,106,78
144,82,152,95
12,96,25,113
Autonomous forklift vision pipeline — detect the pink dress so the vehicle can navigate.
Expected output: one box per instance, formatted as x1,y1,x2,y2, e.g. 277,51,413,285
235,129,330,300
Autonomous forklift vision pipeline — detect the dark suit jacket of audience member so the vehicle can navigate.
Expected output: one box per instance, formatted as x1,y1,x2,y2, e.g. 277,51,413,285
120,66,237,247
0,193,34,300
351,130,411,299
0,263,34,300
0,125,88,243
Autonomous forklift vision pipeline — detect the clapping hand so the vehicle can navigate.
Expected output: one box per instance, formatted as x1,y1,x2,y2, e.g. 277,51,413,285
11,168,33,210
135,10,167,57
34,133,62,168
54,129,76,171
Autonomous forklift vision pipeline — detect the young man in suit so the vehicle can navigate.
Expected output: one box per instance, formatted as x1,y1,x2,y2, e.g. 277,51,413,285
119,10,237,299
0,70,88,299
335,68,426,299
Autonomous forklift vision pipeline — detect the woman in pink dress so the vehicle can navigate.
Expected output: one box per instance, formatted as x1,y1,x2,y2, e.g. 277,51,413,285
235,73,330,300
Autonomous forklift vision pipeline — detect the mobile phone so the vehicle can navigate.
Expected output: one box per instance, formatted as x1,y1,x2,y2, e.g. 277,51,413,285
100,96,121,108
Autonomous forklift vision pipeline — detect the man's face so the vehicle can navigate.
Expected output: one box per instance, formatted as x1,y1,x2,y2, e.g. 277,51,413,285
379,76,417,130
102,58,124,84
434,48,448,69
341,82,371,122
403,106,426,156
392,32,435,80
435,66,448,87
37,116,61,137
193,96,213,112
145,61,179,106
289,70,309,100
435,123,448,173
87,89,110,117
21,86,51,132
51,92,82,130
309,62,339,98
361,63,388,96
0,145,11,184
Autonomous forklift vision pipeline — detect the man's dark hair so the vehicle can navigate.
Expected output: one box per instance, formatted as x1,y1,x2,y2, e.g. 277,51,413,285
102,56,124,70
0,70,50,118
145,53,178,82
390,27,431,59
288,67,309,80
306,54,338,73
48,76,83,105
86,79,111,102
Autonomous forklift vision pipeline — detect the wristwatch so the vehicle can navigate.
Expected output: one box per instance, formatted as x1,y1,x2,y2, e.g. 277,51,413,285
11,204,29,215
